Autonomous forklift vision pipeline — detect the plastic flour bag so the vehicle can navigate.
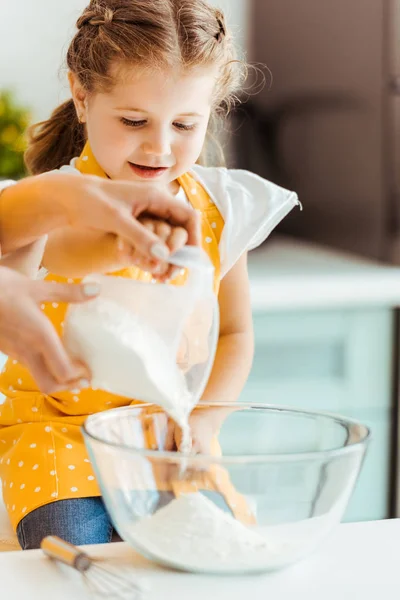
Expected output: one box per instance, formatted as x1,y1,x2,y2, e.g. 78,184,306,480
63,247,219,430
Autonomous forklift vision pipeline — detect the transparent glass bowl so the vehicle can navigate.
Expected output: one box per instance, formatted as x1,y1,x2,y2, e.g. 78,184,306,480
83,403,370,574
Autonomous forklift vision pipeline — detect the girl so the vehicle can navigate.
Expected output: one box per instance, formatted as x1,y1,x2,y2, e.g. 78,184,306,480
0,0,299,549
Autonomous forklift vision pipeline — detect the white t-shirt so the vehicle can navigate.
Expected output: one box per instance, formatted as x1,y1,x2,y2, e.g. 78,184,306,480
190,165,299,277
0,162,300,278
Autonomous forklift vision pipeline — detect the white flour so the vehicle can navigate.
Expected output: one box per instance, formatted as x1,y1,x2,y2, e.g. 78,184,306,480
127,493,293,573
64,297,194,439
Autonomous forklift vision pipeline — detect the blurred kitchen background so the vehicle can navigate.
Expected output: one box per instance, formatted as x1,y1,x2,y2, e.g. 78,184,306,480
2,0,400,524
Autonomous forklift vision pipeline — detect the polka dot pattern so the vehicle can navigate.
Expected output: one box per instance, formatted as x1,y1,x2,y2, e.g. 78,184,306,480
0,421,100,529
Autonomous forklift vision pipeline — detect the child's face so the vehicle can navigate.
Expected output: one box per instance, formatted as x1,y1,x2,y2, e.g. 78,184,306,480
71,66,217,191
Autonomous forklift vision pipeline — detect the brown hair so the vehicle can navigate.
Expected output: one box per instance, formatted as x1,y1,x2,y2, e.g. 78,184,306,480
26,0,245,175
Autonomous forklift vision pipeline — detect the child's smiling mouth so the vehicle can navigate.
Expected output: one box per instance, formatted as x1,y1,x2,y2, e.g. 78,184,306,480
128,162,169,179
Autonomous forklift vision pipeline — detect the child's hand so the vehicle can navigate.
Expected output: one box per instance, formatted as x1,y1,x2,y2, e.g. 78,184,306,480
165,406,241,454
169,410,221,455
117,217,188,281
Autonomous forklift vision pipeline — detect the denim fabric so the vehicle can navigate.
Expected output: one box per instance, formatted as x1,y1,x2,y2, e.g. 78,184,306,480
17,497,114,550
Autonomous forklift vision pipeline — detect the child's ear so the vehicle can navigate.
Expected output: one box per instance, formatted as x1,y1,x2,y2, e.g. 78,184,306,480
68,71,88,124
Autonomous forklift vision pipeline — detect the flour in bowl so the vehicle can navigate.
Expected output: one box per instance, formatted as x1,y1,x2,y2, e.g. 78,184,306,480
127,492,289,573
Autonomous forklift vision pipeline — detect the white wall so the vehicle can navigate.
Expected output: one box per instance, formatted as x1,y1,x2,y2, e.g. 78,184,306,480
0,0,250,120
0,1,89,119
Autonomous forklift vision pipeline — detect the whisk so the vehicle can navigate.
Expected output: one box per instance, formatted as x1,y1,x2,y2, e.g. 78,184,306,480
41,536,146,599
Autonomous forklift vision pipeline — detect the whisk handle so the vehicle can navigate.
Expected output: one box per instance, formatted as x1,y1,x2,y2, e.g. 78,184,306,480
41,536,92,572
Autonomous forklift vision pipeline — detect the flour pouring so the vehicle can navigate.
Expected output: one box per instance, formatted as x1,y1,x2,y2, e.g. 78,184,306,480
64,246,219,440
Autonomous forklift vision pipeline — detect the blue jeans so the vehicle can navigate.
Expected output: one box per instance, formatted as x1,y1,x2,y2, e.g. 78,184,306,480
17,497,115,550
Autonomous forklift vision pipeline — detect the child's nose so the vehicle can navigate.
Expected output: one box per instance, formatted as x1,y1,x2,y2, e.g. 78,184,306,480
143,133,171,157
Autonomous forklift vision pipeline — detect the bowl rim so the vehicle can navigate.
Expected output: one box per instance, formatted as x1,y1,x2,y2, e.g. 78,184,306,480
82,402,371,464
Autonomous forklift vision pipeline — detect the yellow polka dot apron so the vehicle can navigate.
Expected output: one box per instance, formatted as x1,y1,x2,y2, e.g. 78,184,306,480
0,142,254,531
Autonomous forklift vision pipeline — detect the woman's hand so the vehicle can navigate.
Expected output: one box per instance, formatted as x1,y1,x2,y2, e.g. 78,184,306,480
0,266,100,394
118,216,188,280
0,172,201,260
42,215,189,279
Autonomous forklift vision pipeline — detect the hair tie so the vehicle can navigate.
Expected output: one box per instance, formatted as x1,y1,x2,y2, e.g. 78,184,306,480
215,17,226,43
89,17,107,26
78,8,114,28
90,9,113,26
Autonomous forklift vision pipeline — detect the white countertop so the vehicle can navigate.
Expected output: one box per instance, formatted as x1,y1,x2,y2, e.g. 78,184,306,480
249,236,400,310
1,518,399,599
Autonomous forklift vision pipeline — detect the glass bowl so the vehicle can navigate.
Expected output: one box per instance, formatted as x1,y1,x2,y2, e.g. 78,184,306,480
83,402,370,575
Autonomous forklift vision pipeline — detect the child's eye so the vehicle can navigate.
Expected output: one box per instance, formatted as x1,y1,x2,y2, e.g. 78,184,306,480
173,122,196,132
121,117,147,128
